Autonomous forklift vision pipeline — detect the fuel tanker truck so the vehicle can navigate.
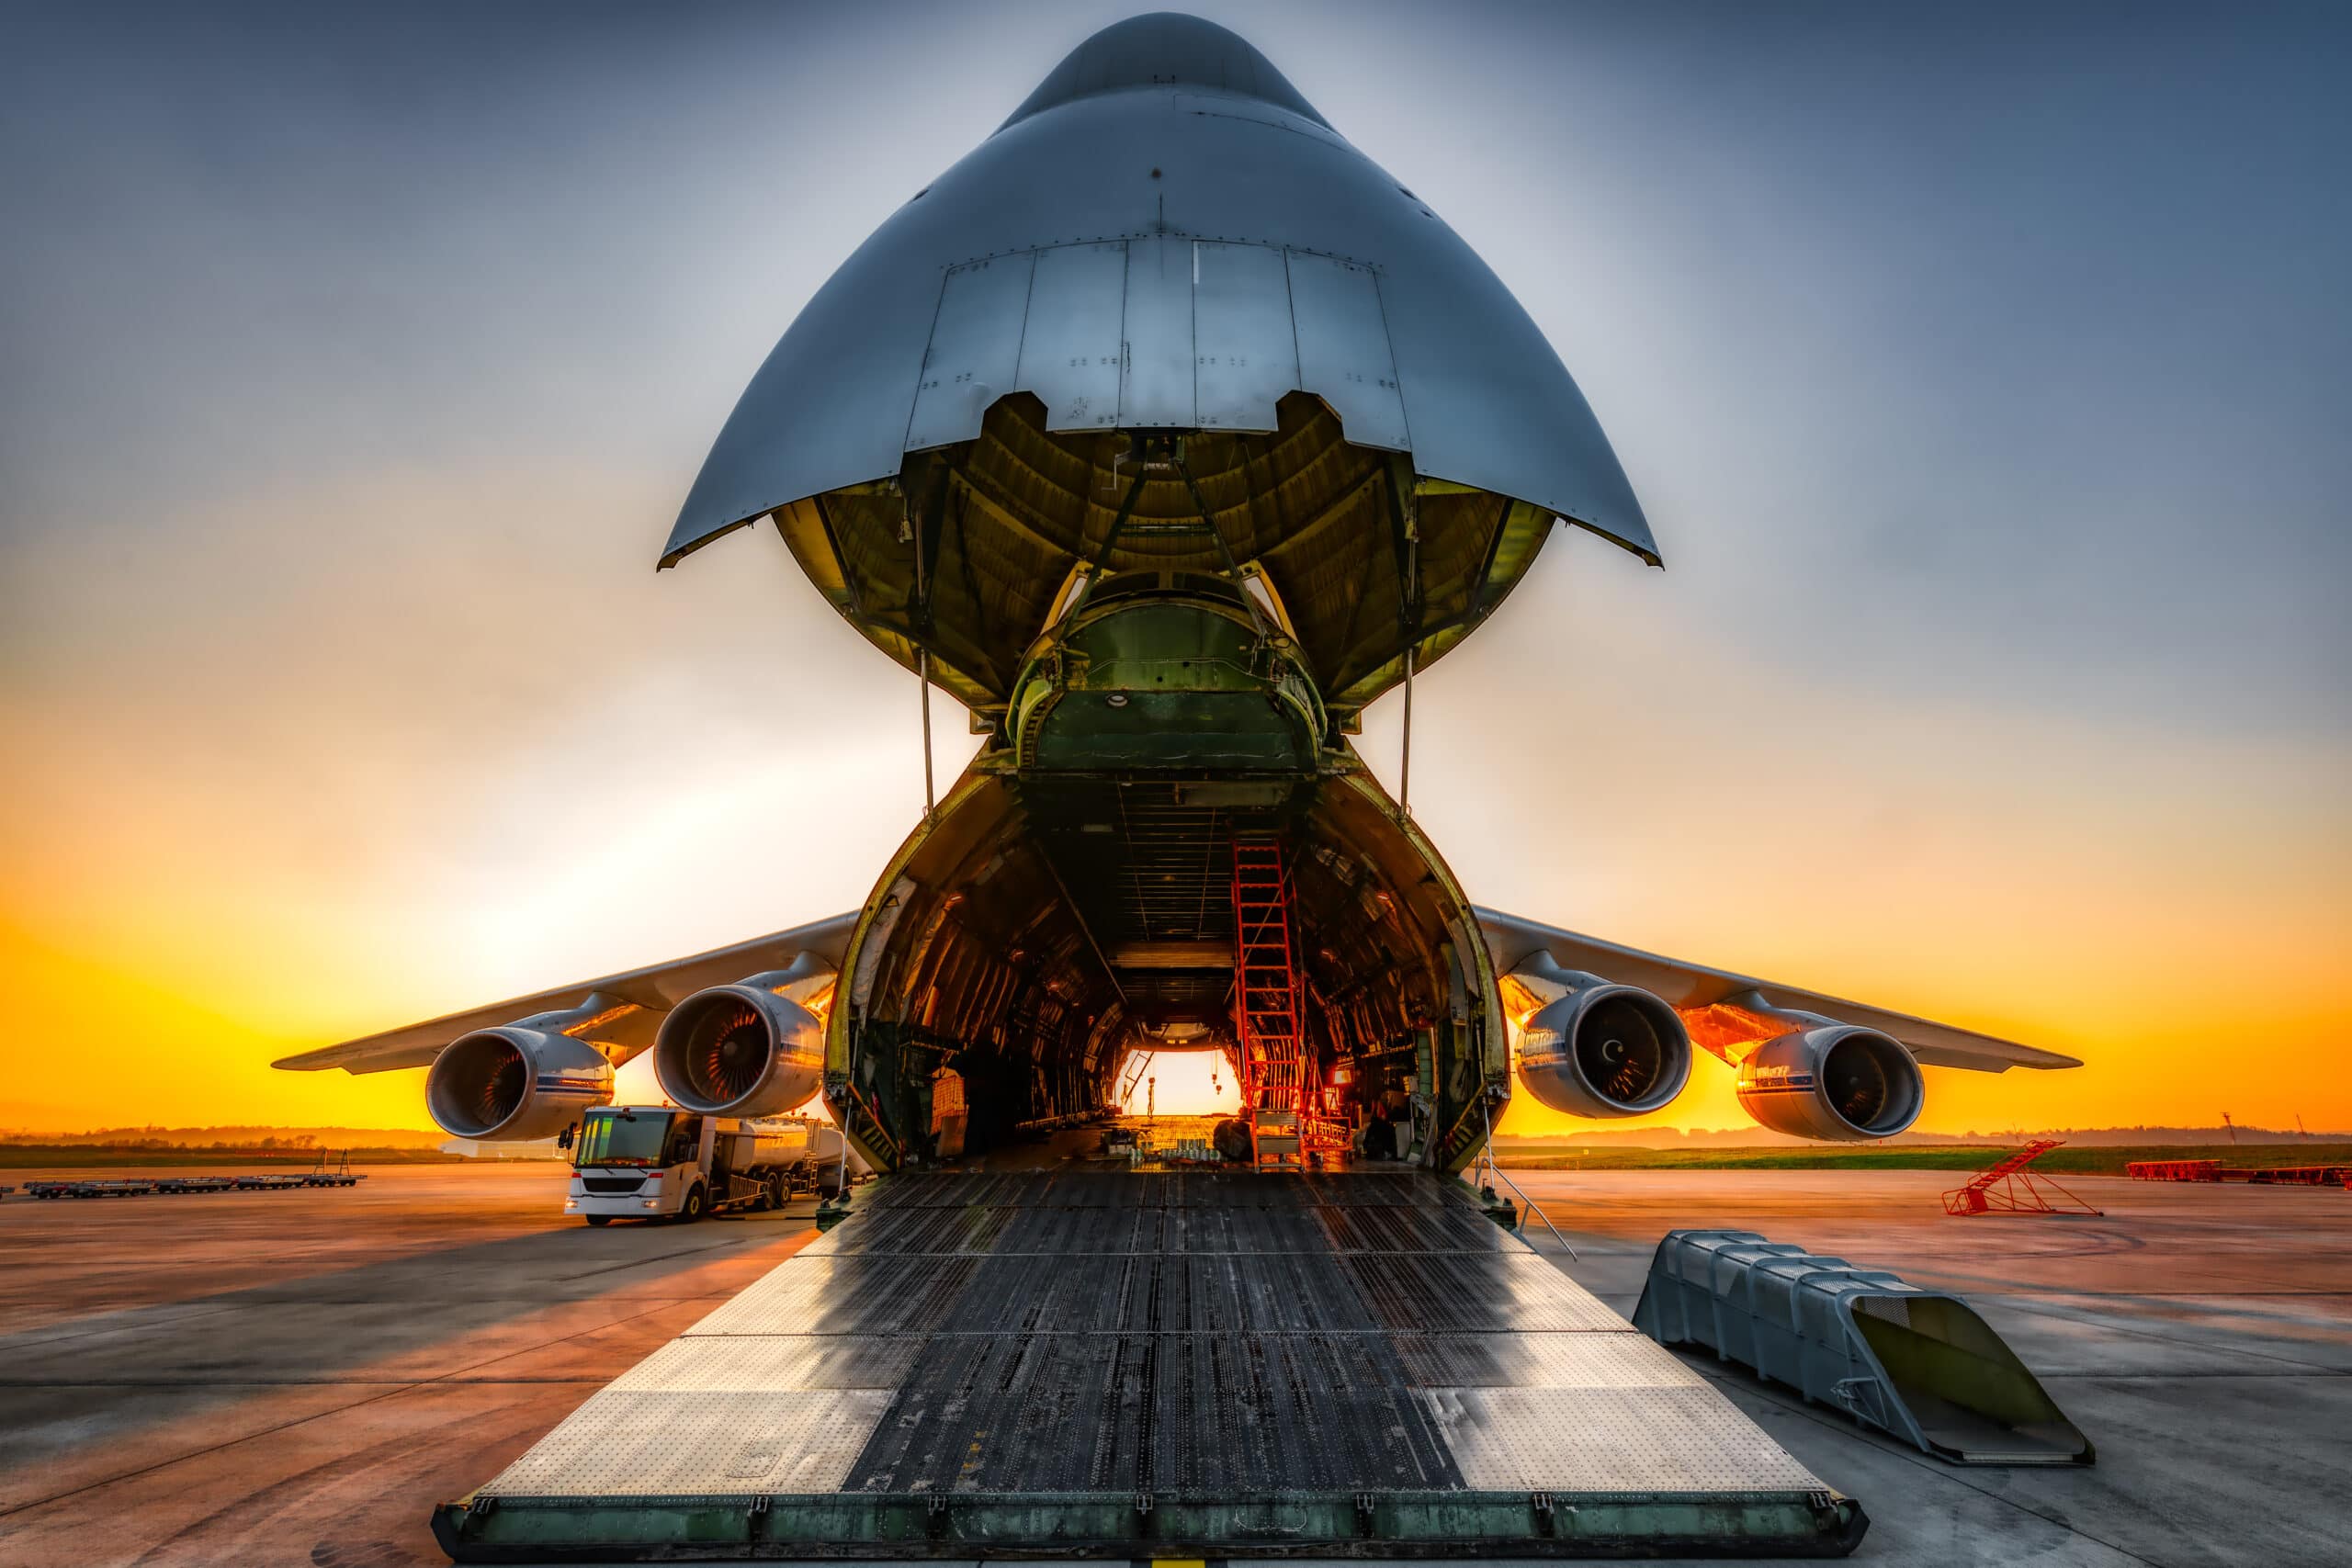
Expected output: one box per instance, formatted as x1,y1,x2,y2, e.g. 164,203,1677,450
560,1106,865,1225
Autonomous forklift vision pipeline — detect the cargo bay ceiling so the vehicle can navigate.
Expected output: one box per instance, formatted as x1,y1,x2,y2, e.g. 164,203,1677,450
772,394,1566,718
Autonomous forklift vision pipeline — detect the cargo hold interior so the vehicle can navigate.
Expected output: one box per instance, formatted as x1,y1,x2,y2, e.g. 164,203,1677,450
824,768,1508,1171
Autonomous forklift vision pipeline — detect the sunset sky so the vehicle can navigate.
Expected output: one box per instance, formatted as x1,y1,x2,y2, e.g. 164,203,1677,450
4,1,2346,1139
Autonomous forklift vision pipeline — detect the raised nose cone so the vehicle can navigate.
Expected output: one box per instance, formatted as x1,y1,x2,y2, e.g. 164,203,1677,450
664,13,1657,716
1001,13,1330,130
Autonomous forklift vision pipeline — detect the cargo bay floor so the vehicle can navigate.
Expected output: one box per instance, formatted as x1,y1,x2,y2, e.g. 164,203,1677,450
0,1162,2344,1567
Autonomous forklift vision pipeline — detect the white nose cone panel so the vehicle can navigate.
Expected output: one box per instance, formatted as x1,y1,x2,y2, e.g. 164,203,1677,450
1285,252,1409,452
904,256,1033,454
906,238,1408,456
1018,243,1125,431
1193,242,1299,429
1120,236,1196,429
662,14,1656,570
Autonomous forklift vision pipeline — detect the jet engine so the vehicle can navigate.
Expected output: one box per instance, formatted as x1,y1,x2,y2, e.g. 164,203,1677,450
1510,954,1692,1118
424,1026,613,1142
1736,1024,1925,1142
652,964,828,1118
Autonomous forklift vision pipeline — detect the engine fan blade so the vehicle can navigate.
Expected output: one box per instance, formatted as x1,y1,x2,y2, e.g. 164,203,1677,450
697,1004,767,1101
481,1046,526,1126
1827,1042,1890,1126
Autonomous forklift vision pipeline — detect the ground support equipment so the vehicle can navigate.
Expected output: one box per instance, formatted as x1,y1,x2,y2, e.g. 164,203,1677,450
2125,1159,2222,1181
24,1164,367,1200
1940,1139,2102,1216
2128,1160,2352,1185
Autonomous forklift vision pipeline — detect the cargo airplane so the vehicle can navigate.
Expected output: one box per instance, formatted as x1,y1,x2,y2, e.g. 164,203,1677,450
277,14,2076,1173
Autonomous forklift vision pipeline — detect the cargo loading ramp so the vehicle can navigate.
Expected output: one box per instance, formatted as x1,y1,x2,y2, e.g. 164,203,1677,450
435,1170,1864,1560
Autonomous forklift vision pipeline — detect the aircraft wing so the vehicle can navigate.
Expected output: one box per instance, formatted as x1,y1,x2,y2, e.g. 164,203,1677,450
271,912,860,1075
1476,908,2080,1073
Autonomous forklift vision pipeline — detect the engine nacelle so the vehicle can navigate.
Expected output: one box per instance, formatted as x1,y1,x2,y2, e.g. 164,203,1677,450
653,970,826,1118
425,1026,613,1142
1736,1025,1925,1141
1511,960,1692,1118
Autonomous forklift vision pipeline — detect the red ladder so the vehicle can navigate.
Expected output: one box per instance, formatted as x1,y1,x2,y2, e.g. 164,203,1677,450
1230,839,1301,1106
1941,1138,2103,1216
1231,840,1310,1165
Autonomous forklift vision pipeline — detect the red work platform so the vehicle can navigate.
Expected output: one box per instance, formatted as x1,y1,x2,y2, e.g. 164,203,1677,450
2235,1164,2352,1185
1942,1139,2103,1216
2127,1158,2222,1181
2129,1160,2352,1186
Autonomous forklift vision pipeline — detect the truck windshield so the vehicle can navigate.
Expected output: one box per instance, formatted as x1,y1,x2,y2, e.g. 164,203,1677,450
574,1110,673,1168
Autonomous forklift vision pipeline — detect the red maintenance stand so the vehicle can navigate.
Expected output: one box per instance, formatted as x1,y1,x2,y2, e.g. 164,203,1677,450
1942,1138,2104,1216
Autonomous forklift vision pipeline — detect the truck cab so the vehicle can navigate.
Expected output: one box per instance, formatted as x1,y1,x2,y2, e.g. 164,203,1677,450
563,1106,856,1224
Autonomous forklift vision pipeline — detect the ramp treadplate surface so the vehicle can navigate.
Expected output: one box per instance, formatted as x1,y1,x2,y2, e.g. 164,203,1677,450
435,1170,1864,1559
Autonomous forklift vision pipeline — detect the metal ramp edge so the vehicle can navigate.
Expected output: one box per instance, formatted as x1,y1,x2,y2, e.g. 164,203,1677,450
433,1487,1865,1560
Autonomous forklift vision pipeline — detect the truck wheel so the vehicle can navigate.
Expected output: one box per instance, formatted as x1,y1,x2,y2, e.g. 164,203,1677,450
767,1174,786,1211
678,1183,707,1224
583,1214,613,1226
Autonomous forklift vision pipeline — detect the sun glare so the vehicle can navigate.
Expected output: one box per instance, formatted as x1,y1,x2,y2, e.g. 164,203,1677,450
1114,1048,1240,1118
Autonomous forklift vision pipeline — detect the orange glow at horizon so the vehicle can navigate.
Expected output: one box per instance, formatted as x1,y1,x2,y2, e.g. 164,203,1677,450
1,483,2346,1141
6,683,2349,1142
6,668,2350,1142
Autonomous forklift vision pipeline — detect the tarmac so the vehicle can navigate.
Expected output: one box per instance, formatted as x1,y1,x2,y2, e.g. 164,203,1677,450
1505,1167,2352,1568
0,1160,2343,1568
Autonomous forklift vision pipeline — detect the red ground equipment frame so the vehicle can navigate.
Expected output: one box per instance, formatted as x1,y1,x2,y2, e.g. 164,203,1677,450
2125,1158,2222,1181
1942,1138,2103,1216
2128,1159,2352,1186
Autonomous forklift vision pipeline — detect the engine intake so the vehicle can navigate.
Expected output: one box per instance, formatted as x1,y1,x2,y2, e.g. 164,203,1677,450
1736,1025,1924,1142
425,1026,612,1142
1511,959,1692,1118
653,970,826,1118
